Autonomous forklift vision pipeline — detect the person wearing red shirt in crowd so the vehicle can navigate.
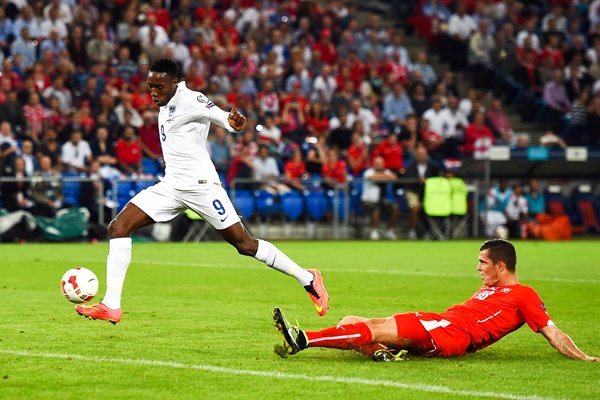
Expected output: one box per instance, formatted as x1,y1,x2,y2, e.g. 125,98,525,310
540,34,564,68
419,117,445,162
274,239,600,362
280,82,308,143
346,131,369,177
305,102,329,139
146,0,171,32
115,125,142,175
312,29,338,65
371,133,404,174
463,111,495,159
194,0,219,24
256,79,280,118
321,148,348,190
215,15,241,47
131,80,154,112
138,111,162,162
284,148,308,192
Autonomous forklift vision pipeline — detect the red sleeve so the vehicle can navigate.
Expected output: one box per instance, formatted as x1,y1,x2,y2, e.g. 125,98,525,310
516,286,553,333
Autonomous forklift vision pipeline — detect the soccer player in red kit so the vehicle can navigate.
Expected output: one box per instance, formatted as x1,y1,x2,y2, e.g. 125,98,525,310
274,239,599,362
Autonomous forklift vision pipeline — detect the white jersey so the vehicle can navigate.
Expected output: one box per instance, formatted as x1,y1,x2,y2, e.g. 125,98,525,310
158,81,236,190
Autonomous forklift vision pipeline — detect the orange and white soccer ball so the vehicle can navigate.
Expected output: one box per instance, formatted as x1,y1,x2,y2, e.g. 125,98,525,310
60,267,99,303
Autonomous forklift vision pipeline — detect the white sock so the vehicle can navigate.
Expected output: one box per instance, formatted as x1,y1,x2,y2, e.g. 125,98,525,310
101,237,132,310
254,239,313,286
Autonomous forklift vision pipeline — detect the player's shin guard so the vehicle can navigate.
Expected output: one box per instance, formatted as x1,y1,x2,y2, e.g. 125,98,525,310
305,322,373,350
101,237,132,310
254,239,313,286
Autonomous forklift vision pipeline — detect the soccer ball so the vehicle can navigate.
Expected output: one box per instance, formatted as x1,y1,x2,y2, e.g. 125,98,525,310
60,267,99,303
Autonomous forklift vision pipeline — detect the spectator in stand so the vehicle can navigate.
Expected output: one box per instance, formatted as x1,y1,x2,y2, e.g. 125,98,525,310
312,28,337,65
383,80,413,133
420,117,445,162
346,98,378,144
280,81,308,143
408,81,431,117
36,128,62,170
114,91,143,129
410,50,437,89
86,24,114,65
89,126,119,178
469,19,496,89
540,34,565,69
61,130,92,173
0,7,14,56
422,96,446,141
440,95,468,159
42,76,72,115
445,1,477,71
227,144,256,191
39,27,66,64
525,178,545,219
346,131,369,178
11,26,37,70
542,5,568,36
504,183,528,239
372,132,404,175
306,140,327,176
1,157,33,212
0,90,26,136
283,148,308,193
398,114,419,160
543,68,571,131
19,139,36,177
321,147,348,191
305,102,330,140
115,125,142,175
253,144,290,196
516,17,541,52
463,111,495,159
256,79,280,119
210,126,233,175
256,114,282,150
311,64,337,104
22,92,47,143
514,49,543,121
361,155,399,241
486,98,514,144
539,130,567,150
385,30,411,67
31,155,64,217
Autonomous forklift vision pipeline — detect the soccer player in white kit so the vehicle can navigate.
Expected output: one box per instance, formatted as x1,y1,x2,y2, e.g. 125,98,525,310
75,59,329,324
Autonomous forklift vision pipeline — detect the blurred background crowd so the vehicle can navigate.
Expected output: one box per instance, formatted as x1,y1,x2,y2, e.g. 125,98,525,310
0,0,598,240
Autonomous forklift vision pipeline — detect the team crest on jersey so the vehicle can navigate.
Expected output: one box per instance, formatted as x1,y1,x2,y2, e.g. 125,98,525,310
169,105,176,117
197,95,207,103
500,288,512,293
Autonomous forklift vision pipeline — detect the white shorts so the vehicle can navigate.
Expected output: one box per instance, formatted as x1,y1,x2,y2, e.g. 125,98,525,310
130,181,241,230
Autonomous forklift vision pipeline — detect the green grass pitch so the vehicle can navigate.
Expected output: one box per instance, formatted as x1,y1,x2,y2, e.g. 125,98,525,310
1,240,599,400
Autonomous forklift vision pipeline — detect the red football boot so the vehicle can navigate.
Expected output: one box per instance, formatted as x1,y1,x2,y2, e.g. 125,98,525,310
305,269,329,316
75,303,122,324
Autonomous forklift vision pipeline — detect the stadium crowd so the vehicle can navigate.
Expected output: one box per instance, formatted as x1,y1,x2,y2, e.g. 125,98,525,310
0,0,598,239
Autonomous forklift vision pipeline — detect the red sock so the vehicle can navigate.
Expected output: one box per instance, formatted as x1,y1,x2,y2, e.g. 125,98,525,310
305,323,373,350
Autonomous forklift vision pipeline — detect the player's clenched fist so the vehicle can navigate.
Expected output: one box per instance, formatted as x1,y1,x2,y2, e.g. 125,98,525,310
228,107,247,131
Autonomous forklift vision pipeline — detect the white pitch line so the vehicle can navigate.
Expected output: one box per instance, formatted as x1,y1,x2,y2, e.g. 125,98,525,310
24,257,599,285
0,349,560,400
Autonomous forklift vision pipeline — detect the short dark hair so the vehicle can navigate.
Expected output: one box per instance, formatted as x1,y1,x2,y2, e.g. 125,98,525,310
149,58,179,80
480,239,517,272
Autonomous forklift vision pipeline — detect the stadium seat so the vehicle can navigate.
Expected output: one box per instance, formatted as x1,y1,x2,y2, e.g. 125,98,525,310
326,189,347,221
61,172,82,207
571,186,600,234
112,180,135,210
255,189,281,218
305,190,328,221
280,191,304,222
36,207,90,241
232,190,255,220
142,157,160,176
135,179,158,193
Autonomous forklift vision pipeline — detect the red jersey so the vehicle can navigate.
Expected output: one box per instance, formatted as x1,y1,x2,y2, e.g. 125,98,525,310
322,160,348,184
372,139,404,171
284,160,306,179
418,284,552,357
115,139,142,165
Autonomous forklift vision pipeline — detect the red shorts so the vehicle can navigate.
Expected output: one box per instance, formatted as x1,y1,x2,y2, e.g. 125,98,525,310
395,312,471,357
393,312,438,355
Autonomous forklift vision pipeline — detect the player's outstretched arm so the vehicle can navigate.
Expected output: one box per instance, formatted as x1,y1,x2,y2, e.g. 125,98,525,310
540,325,599,361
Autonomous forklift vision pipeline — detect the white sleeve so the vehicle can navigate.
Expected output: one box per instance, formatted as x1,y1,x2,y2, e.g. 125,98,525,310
207,106,238,133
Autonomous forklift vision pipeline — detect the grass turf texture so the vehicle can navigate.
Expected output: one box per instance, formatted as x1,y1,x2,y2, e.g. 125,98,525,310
0,241,598,400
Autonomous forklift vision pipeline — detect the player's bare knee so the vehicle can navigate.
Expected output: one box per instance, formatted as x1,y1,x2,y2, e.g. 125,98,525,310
108,218,128,239
235,238,257,257
339,316,368,325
